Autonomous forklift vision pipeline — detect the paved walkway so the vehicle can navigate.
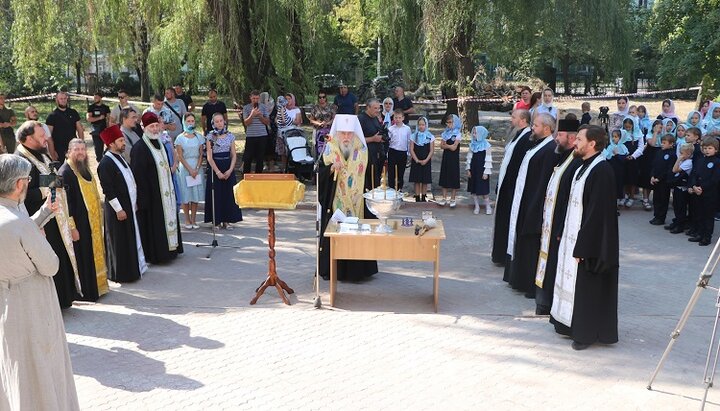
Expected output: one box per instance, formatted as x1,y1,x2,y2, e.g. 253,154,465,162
65,198,720,410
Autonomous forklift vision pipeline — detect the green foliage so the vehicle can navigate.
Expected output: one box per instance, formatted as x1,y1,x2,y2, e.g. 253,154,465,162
649,0,720,94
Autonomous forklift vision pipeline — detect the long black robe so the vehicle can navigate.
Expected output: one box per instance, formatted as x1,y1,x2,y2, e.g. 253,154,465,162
97,153,142,282
59,162,102,301
18,145,76,308
130,138,183,264
552,156,619,345
535,151,583,310
318,162,378,282
491,128,534,264
506,137,561,293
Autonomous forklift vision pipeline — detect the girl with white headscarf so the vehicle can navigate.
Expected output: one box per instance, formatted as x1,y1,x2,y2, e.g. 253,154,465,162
656,99,679,126
381,97,394,128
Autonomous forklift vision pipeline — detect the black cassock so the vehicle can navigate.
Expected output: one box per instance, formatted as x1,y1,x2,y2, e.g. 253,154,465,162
97,153,142,282
317,163,378,282
491,128,534,264
130,139,183,264
552,156,619,345
59,162,101,301
19,145,76,308
535,151,583,311
506,137,560,294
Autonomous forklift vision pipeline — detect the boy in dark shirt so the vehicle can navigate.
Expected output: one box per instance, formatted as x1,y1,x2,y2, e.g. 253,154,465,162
685,127,704,237
688,137,720,246
649,134,677,225
667,144,695,233
580,102,591,125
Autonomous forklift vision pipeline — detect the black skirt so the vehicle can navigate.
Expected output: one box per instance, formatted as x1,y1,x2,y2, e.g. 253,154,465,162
439,147,460,189
624,140,639,186
467,150,490,195
409,143,432,184
638,145,659,189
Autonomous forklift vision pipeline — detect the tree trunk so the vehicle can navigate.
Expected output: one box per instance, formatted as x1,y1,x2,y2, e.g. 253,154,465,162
455,22,478,133
75,61,82,94
289,7,307,98
561,53,571,95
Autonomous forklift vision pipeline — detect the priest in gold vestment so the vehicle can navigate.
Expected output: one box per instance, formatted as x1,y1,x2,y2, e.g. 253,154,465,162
318,114,378,281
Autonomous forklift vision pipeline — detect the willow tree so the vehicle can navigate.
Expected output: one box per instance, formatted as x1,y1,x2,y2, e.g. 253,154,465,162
205,0,314,103
10,0,89,91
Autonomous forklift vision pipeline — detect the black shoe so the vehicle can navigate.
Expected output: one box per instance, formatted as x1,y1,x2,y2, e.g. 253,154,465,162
572,341,591,351
664,223,677,230
536,306,550,315
670,226,685,234
689,236,703,242
700,238,712,246
686,230,698,237
649,218,664,225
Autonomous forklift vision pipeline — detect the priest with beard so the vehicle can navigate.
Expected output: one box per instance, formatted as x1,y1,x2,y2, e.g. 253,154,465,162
505,113,561,296
15,120,81,308
492,109,533,265
97,125,147,282
58,138,109,301
534,120,583,316
551,125,619,350
131,112,182,263
318,114,378,281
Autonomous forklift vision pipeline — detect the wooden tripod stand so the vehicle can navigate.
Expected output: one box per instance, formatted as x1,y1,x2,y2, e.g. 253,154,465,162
250,208,295,305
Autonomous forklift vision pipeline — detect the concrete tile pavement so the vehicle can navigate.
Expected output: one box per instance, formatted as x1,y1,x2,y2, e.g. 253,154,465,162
61,202,720,410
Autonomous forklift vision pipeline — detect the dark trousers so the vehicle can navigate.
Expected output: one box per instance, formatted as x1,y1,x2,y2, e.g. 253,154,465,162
242,136,267,174
689,195,701,233
387,148,407,191
91,132,105,161
672,188,689,226
652,182,671,221
700,196,717,239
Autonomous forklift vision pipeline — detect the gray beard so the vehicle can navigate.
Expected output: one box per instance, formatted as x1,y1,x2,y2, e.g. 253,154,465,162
145,131,161,140
341,144,352,160
73,157,91,177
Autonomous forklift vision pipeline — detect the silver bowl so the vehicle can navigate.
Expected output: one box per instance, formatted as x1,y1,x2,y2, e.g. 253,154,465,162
363,188,404,233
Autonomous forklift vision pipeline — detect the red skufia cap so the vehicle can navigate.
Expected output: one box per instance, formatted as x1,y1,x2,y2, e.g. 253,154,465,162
141,112,159,127
100,124,123,145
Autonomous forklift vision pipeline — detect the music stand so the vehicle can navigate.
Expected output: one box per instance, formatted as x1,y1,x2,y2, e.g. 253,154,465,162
234,174,305,305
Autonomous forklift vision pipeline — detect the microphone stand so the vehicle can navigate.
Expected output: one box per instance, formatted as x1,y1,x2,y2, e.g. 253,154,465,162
193,135,243,259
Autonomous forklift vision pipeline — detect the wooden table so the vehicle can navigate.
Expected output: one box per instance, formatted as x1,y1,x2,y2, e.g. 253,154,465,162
324,219,446,312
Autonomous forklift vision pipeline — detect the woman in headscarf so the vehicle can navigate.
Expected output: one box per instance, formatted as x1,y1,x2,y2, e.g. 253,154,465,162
275,93,302,170
656,99,679,125
535,88,558,119
703,102,720,137
205,113,242,229
700,99,713,119
309,91,336,158
409,116,434,202
438,114,462,207
381,97,394,128
465,125,493,215
610,96,630,132
175,112,206,229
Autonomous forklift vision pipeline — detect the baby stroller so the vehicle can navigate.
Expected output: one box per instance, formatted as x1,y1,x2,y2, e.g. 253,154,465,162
280,126,314,182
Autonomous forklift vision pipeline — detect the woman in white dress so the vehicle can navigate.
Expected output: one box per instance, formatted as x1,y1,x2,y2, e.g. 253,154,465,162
175,113,206,229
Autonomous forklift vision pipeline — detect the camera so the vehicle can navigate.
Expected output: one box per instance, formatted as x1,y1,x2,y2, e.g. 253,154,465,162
598,106,610,120
378,124,390,143
38,161,63,202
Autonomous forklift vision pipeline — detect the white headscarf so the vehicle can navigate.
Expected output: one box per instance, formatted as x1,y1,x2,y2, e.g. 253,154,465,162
381,97,394,126
328,114,367,150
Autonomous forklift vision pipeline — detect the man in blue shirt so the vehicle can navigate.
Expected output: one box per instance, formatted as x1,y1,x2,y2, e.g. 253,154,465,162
333,84,358,115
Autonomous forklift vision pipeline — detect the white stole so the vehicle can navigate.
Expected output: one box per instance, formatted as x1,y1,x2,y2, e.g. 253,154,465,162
16,145,82,294
107,153,148,275
536,153,575,287
506,135,555,258
142,137,179,251
550,154,605,327
497,127,531,194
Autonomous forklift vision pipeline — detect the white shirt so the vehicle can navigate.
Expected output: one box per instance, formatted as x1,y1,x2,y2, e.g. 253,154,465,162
536,104,558,119
388,123,411,152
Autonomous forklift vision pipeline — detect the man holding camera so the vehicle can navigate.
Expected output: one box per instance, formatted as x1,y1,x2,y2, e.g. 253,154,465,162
15,120,80,309
242,90,270,174
358,98,386,217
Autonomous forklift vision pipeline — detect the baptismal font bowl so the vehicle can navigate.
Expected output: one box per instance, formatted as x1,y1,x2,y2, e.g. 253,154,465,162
363,187,404,233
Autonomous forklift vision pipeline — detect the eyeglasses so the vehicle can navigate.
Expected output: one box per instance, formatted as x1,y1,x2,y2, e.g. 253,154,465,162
318,96,327,99
118,95,128,99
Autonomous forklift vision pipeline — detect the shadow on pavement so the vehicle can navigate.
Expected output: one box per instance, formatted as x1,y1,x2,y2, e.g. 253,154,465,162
69,344,204,392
